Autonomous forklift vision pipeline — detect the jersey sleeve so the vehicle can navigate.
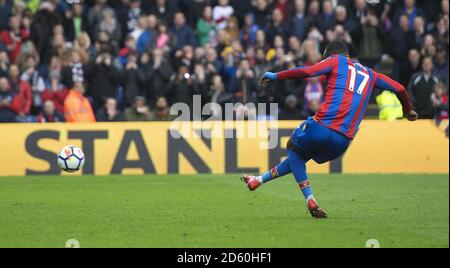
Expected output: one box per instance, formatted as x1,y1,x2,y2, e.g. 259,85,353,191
277,56,338,80
375,72,412,114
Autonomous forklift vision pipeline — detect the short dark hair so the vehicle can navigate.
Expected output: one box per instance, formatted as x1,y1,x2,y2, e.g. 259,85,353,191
323,40,349,58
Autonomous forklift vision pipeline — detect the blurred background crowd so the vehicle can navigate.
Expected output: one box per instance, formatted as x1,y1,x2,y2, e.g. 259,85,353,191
0,0,448,123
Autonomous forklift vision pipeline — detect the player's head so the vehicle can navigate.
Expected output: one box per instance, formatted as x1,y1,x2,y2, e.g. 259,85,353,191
323,40,349,58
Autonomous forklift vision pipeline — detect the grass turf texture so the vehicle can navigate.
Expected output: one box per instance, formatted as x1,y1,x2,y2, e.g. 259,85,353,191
0,174,448,248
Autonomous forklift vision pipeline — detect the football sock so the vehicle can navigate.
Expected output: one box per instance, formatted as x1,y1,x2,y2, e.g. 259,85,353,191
258,156,292,183
287,150,313,200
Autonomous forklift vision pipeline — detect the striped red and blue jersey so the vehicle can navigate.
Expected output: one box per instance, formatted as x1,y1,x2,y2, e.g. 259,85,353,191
277,54,412,139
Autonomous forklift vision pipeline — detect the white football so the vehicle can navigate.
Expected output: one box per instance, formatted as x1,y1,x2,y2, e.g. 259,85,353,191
57,146,85,173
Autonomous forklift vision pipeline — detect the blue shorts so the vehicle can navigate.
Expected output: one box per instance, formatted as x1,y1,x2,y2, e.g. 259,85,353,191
290,117,351,164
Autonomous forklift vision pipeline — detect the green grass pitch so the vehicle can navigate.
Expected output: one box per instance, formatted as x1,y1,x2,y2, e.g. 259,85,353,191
0,174,448,248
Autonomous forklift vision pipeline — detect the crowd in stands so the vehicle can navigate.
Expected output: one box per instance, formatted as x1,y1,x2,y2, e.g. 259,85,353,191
0,0,448,123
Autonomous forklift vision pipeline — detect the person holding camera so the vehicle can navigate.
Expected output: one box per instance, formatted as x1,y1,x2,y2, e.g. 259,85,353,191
228,59,258,104
84,50,120,110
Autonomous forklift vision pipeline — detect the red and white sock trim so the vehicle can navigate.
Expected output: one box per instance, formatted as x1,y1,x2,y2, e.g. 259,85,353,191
299,180,311,190
271,167,279,178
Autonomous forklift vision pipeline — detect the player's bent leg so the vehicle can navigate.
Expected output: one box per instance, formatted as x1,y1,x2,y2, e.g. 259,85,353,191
241,156,292,191
241,137,297,191
288,150,327,218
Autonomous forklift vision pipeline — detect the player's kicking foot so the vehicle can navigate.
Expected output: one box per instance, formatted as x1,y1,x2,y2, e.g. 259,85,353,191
241,175,261,191
306,196,328,218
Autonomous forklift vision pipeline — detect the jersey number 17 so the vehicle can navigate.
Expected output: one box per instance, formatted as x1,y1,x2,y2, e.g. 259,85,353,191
348,66,369,95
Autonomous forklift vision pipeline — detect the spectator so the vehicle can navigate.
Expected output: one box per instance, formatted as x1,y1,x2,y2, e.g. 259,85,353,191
64,82,96,123
279,94,303,120
20,54,45,114
8,64,31,120
124,96,152,121
240,13,260,48
376,90,404,121
391,13,411,81
74,32,95,61
193,63,208,97
434,14,449,48
150,96,174,121
213,0,234,31
171,12,197,52
327,24,356,56
0,76,15,122
40,55,69,116
206,74,232,119
61,49,85,89
0,16,30,63
30,2,61,63
64,3,86,42
335,5,359,36
130,14,148,45
358,8,385,68
204,47,222,77
396,0,426,28
87,0,109,38
306,0,322,30
116,35,136,67
303,75,324,113
272,0,293,17
45,55,64,91
37,100,65,123
433,45,449,85
288,36,302,61
250,0,267,28
156,22,170,50
431,82,449,121
85,51,120,109
122,52,144,106
95,8,122,48
406,15,426,49
197,6,216,47
291,0,309,41
254,29,269,51
225,16,240,42
353,0,368,21
408,57,440,119
41,32,67,65
117,0,141,36
319,0,336,33
420,0,442,23
421,34,437,57
228,59,258,104
149,0,175,24
0,0,13,32
144,48,173,106
400,48,422,87
265,8,291,45
96,97,123,122
169,64,201,108
136,14,157,55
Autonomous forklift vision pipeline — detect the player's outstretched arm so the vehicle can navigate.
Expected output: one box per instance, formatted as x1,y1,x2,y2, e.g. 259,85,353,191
375,73,418,121
259,56,338,88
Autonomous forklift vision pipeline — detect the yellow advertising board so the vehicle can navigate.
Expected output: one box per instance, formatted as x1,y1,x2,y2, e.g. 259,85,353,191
0,120,447,176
